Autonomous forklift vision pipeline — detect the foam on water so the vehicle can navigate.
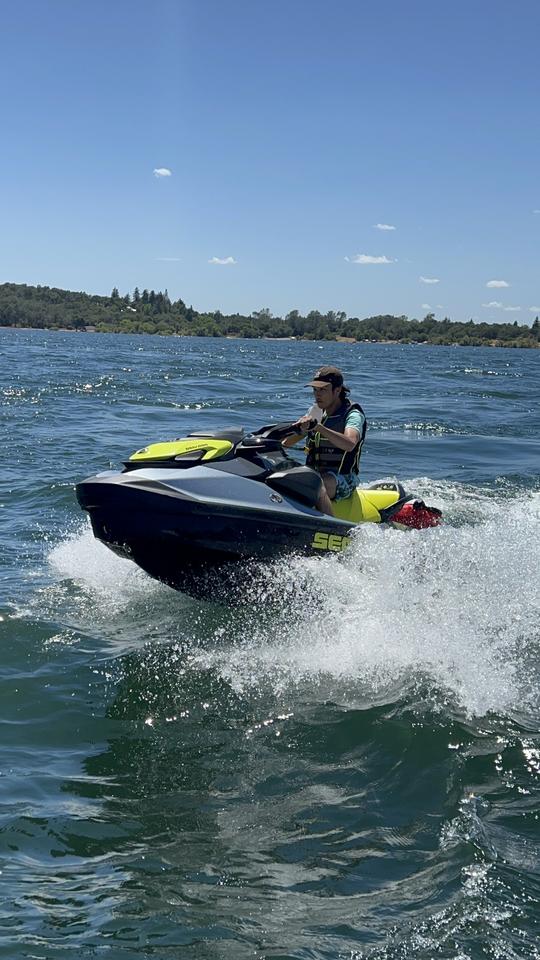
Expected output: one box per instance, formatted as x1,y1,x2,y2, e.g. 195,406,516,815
40,525,195,656
193,485,540,719
44,523,177,646
47,486,540,719
49,522,158,602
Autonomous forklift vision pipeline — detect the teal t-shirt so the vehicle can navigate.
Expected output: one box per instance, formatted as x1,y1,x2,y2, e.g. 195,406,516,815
342,407,365,439
336,408,364,477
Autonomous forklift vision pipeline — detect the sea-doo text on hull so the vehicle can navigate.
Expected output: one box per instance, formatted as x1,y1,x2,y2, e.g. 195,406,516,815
76,422,441,600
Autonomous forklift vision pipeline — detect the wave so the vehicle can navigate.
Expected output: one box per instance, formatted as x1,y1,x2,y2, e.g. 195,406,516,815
46,484,540,720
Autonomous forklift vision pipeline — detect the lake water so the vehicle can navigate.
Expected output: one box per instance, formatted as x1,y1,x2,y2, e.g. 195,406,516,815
1,327,539,959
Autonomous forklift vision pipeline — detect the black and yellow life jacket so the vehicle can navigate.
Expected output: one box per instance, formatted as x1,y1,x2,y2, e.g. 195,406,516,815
305,400,367,475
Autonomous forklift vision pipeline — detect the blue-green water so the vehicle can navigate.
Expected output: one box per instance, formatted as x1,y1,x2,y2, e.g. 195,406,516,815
1,328,539,959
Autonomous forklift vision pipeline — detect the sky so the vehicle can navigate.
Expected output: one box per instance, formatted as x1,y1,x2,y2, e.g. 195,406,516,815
1,0,539,323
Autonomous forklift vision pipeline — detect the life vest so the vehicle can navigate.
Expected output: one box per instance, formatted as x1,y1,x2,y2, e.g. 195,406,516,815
305,400,367,475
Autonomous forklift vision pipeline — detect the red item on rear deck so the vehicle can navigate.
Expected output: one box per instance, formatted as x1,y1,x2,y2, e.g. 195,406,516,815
390,500,442,529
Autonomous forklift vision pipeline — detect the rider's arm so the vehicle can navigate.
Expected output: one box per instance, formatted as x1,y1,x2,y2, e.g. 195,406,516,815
315,408,364,451
282,432,302,448
313,421,359,452
283,415,313,447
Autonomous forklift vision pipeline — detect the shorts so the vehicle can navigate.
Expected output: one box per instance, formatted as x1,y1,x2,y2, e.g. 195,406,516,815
325,471,359,502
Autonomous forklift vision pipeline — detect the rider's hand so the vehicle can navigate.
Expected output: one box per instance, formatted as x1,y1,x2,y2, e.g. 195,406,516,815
293,416,317,435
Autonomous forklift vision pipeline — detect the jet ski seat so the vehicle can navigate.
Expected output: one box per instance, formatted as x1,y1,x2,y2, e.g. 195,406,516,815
266,466,323,508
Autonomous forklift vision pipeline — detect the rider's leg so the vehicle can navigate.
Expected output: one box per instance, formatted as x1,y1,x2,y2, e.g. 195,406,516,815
316,473,337,516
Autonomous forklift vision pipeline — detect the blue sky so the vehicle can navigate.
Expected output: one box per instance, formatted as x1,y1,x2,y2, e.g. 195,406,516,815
2,0,539,322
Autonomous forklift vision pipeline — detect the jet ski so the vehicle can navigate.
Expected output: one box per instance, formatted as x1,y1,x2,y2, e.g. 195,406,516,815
76,421,441,600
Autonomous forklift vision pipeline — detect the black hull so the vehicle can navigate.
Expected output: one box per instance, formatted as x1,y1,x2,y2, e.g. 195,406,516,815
77,474,350,600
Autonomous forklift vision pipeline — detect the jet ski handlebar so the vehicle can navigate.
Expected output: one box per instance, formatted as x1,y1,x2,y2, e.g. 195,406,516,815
251,420,318,442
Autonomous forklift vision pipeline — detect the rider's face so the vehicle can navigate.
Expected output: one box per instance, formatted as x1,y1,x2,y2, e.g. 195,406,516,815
312,383,339,409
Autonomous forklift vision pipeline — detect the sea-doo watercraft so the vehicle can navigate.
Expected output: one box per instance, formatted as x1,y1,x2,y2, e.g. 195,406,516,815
76,422,441,599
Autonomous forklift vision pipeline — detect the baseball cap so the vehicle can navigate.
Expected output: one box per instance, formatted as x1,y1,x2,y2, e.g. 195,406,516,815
305,365,349,391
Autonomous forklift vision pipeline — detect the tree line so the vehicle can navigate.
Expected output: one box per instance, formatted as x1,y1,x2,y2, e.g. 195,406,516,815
1,282,538,348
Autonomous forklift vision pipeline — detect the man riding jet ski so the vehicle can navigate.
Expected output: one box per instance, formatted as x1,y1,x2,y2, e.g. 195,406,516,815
76,406,442,601
283,365,367,516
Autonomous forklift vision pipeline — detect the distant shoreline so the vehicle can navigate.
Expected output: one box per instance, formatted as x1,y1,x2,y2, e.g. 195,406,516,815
2,323,538,349
1,282,539,349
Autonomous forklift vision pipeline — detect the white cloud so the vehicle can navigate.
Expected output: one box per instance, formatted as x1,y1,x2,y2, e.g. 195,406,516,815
346,254,394,264
153,167,172,177
208,256,237,265
420,276,440,284
436,305,443,309
529,306,540,312
481,302,520,311
155,257,181,262
373,223,396,231
486,279,509,288
533,209,540,214
421,303,431,309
